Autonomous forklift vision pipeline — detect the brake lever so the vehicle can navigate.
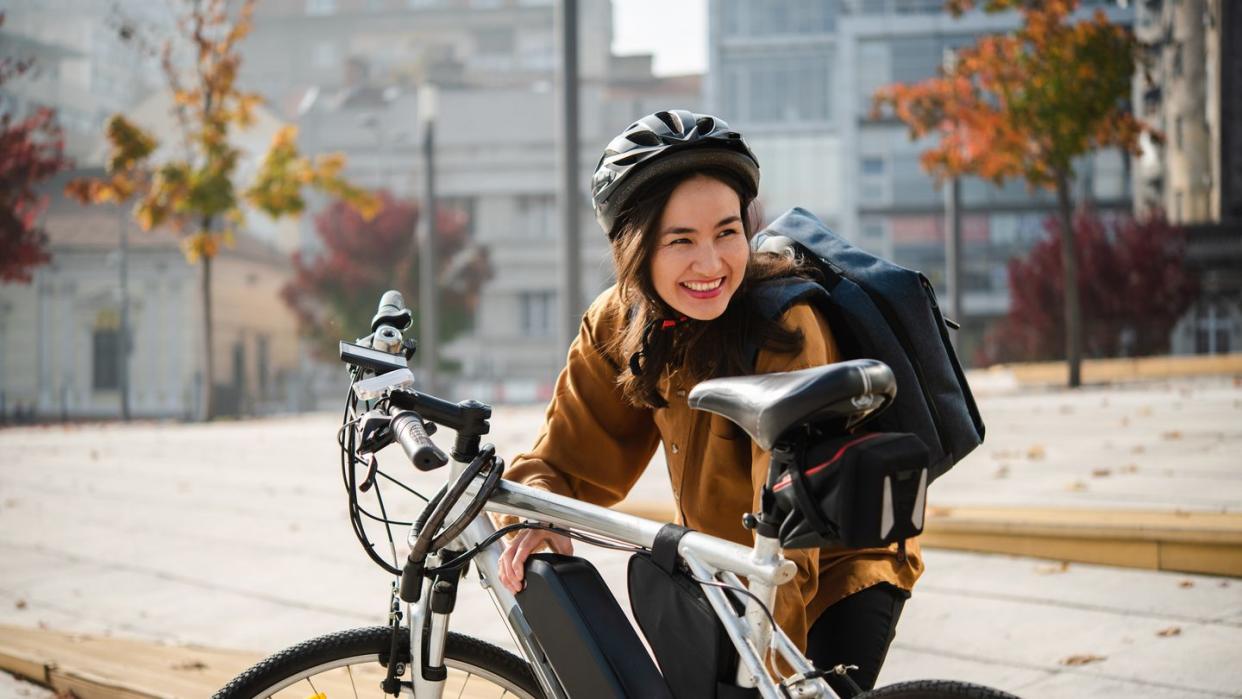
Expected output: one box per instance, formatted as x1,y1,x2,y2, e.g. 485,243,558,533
357,410,396,455
359,453,379,492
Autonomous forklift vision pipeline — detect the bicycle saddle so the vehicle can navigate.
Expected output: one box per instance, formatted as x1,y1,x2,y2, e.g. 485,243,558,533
687,359,896,450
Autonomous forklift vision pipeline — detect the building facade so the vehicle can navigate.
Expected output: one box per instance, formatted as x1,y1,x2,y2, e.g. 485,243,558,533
708,0,1134,363
1136,0,1242,355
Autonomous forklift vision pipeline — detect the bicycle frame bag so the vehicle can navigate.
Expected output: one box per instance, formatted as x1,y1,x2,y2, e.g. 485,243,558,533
628,525,758,699
751,207,986,482
772,431,929,550
516,552,671,699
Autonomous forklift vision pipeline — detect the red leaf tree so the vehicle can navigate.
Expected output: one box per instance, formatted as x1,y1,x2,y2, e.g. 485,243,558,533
282,191,492,360
0,13,73,283
978,208,1199,364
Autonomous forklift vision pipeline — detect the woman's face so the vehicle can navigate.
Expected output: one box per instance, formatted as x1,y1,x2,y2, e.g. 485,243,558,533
648,175,750,321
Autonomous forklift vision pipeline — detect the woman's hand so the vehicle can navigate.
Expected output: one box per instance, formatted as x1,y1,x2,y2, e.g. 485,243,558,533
498,527,573,594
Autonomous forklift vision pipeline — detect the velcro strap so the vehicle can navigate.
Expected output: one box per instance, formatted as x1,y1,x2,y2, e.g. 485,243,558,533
790,459,833,537
652,523,691,574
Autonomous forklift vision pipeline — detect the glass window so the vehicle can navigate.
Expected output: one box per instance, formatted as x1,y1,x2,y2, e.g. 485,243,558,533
520,291,556,337
861,157,885,175
93,328,120,391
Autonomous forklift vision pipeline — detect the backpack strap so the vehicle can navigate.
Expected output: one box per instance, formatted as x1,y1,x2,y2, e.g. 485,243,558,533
744,278,833,368
652,523,691,574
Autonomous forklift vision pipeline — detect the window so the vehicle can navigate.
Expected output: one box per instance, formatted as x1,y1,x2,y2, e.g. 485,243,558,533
520,291,556,337
861,157,885,175
306,0,336,15
1194,300,1232,354
93,328,120,391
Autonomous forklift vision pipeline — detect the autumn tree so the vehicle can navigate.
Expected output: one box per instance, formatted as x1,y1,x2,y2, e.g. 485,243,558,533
978,208,1198,364
0,12,74,283
67,0,376,420
282,191,492,362
874,0,1153,387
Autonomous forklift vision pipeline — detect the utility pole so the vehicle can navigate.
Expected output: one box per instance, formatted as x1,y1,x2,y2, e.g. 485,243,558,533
118,203,131,420
556,0,581,354
944,175,962,347
418,84,440,396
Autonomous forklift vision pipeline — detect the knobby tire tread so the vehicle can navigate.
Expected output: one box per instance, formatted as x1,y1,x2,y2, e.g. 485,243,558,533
859,678,1020,699
212,625,540,698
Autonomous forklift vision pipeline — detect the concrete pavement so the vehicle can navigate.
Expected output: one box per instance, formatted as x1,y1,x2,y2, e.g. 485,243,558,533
1,375,1240,697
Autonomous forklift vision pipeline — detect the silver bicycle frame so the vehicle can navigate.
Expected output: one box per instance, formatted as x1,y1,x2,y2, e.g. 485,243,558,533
405,453,838,699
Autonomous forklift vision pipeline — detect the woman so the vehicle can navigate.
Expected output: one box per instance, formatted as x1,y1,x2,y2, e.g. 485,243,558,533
497,110,921,692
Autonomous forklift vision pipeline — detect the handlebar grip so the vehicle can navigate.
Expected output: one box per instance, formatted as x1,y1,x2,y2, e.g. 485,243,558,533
392,410,449,471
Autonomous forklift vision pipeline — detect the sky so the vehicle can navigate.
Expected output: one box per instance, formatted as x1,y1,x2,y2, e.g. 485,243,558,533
611,0,708,77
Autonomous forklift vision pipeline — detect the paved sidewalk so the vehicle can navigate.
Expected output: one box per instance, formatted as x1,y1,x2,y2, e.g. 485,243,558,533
1,376,1240,697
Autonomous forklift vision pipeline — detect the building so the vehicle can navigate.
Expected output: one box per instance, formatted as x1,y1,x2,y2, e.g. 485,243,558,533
707,0,1134,363
1136,0,1242,355
0,171,306,422
0,0,171,164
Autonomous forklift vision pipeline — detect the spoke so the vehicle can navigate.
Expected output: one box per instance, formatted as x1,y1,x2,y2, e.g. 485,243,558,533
456,671,470,699
306,676,320,695
347,663,359,699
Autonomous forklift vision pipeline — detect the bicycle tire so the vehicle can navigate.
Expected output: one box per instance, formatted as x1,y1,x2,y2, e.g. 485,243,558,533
858,679,1020,699
214,625,542,698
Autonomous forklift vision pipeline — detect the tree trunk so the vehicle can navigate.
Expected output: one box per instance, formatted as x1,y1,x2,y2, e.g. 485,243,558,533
1055,172,1082,388
200,218,216,421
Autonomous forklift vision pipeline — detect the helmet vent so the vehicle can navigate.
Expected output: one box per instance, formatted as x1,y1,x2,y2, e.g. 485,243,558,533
626,130,662,147
695,116,716,134
655,110,683,133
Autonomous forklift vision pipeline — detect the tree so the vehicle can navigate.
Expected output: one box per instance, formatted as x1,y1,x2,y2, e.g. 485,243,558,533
281,191,492,363
66,0,376,420
977,207,1199,365
873,0,1153,387
0,12,73,283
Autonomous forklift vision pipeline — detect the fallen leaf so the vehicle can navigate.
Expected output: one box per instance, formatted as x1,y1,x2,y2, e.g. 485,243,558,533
993,465,1010,479
3,498,18,508
15,599,27,610
1119,464,1139,474
171,659,209,671
1139,406,1153,416
1162,430,1182,440
1179,580,1195,588
1156,626,1181,637
1066,481,1088,492
1120,416,1130,427
1061,654,1106,666
1091,468,1111,478
89,449,99,460
1130,445,1145,454
1027,445,1046,460
1036,561,1071,575
1058,405,1075,415
1219,581,1231,588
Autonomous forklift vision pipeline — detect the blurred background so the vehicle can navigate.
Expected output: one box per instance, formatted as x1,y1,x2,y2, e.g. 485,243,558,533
1,0,1236,423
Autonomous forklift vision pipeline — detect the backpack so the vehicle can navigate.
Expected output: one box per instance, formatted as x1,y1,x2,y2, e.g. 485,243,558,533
749,207,985,481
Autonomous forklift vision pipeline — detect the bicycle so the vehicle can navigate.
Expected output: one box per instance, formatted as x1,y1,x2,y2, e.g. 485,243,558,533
215,291,1017,699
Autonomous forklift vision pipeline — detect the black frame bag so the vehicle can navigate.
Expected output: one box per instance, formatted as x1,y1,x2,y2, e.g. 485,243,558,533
772,432,929,550
628,525,758,699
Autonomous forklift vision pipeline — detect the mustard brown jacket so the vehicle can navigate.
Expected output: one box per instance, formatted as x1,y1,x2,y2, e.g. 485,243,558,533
505,284,923,649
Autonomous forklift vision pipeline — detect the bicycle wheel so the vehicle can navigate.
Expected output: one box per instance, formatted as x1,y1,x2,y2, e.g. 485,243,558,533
858,679,1020,699
214,626,542,698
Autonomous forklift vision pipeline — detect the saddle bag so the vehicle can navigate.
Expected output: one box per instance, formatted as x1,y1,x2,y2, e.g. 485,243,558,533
517,553,671,698
628,525,758,699
772,431,930,550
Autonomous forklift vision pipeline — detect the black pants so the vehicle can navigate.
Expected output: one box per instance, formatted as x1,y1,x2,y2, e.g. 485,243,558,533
805,582,908,696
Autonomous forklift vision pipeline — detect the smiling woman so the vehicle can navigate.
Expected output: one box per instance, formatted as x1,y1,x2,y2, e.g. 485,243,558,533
498,109,924,695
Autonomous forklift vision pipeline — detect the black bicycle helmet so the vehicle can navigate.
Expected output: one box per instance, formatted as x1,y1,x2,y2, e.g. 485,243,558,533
591,109,759,240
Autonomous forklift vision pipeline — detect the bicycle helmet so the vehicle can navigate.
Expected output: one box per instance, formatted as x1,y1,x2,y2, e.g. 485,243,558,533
591,109,759,240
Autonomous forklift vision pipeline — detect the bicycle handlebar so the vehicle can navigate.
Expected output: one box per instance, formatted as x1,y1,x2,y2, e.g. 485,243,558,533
390,408,449,471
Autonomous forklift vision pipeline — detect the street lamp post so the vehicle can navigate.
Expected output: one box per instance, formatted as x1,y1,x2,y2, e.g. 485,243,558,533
556,0,581,354
418,84,440,396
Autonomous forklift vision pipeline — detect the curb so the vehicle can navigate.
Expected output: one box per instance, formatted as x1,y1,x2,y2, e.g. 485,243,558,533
975,353,1242,388
614,502,1242,577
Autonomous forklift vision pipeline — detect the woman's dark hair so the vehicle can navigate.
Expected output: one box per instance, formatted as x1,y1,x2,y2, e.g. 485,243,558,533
606,165,815,409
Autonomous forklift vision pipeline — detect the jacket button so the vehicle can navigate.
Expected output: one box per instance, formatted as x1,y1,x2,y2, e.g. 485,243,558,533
671,443,679,454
